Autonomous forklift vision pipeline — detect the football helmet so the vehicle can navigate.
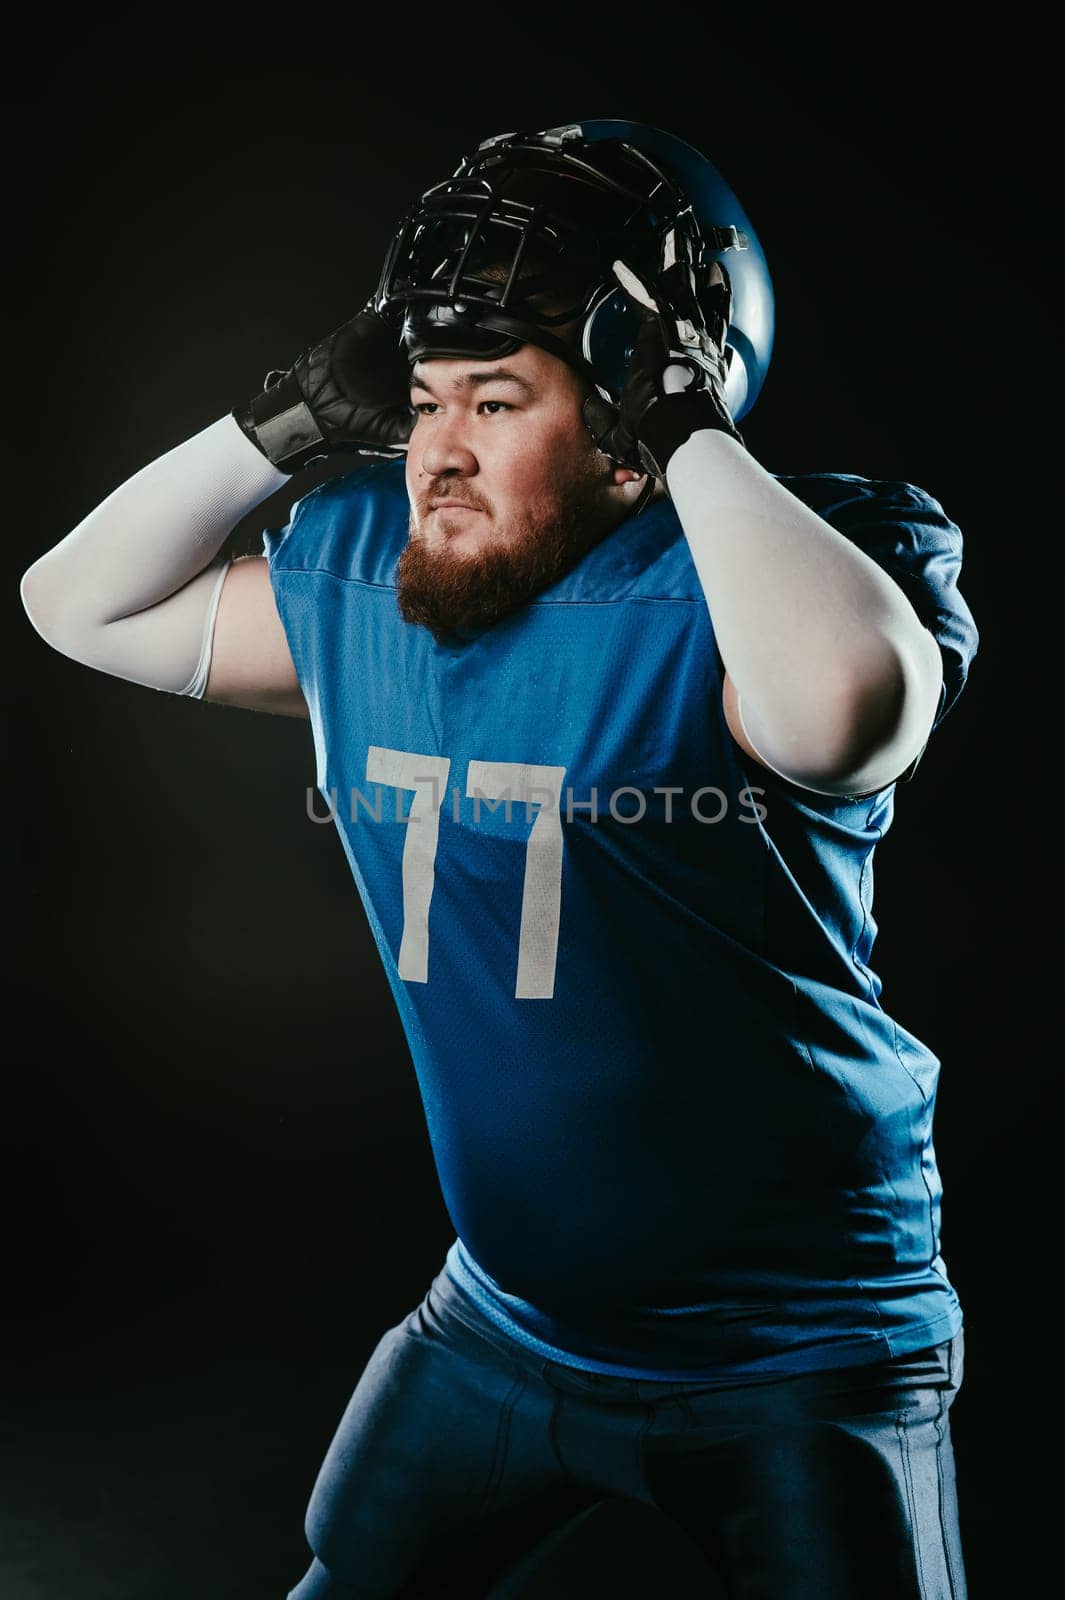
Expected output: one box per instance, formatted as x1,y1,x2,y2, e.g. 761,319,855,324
374,119,774,427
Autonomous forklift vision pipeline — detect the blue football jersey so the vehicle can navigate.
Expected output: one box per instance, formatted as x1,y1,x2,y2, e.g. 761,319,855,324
263,456,979,1380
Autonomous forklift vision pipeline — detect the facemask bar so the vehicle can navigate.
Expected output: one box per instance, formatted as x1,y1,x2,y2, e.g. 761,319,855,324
376,132,693,318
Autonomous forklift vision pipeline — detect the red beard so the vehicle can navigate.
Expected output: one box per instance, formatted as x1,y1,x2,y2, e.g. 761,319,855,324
396,467,613,642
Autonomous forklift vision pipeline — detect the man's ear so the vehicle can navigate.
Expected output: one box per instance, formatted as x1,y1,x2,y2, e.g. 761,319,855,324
625,473,660,516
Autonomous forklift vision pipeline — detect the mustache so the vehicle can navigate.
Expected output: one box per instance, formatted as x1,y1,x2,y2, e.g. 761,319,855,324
424,489,487,514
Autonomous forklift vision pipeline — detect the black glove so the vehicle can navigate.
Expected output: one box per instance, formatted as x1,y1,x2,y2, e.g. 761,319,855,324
582,228,745,482
232,302,414,475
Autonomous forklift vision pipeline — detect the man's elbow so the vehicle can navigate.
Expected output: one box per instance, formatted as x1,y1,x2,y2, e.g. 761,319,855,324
740,629,944,796
828,628,944,794
20,557,66,646
20,555,104,664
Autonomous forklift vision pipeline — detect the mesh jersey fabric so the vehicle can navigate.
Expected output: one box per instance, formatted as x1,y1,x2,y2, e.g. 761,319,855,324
262,456,979,1381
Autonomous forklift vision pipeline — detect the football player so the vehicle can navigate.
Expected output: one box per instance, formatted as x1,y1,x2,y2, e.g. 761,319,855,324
20,122,978,1598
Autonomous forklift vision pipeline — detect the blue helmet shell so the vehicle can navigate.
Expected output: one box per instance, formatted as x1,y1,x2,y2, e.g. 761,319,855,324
569,119,774,420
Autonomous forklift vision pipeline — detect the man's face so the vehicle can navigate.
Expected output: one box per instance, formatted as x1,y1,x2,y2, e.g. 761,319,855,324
398,342,647,641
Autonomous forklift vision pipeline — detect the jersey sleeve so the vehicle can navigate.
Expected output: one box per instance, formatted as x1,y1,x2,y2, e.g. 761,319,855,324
825,477,980,787
257,457,410,720
256,482,336,714
259,480,330,573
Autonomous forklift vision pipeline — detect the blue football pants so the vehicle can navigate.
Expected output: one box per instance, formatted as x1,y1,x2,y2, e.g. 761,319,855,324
286,1262,967,1599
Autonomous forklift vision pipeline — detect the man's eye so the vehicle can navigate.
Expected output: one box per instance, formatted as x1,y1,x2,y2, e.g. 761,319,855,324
410,401,512,416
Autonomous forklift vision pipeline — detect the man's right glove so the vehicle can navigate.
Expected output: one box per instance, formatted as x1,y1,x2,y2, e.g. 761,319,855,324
232,302,414,476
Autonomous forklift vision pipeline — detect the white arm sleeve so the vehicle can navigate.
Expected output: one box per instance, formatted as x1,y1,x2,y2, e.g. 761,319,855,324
19,413,291,696
663,414,944,796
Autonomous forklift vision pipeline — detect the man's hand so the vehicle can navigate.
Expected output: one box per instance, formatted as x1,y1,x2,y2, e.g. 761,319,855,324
582,227,745,481
232,303,414,476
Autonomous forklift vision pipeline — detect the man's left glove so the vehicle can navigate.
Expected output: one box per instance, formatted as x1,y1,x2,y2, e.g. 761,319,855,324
582,226,745,482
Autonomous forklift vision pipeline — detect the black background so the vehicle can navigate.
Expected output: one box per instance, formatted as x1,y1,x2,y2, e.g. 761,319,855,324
6,7,1049,1596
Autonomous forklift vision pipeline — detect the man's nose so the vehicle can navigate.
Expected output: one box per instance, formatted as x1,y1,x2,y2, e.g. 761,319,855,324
418,414,478,477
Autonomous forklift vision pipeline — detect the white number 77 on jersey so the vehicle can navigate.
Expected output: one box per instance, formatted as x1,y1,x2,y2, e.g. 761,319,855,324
365,746,567,1001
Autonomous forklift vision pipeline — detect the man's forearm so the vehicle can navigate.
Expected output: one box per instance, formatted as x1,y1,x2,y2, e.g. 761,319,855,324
665,429,944,791
20,414,289,694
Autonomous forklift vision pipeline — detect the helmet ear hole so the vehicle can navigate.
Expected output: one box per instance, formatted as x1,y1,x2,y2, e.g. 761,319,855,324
582,289,645,398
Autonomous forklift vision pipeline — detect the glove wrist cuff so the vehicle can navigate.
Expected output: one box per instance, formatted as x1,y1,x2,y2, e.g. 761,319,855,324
232,370,328,476
636,389,745,480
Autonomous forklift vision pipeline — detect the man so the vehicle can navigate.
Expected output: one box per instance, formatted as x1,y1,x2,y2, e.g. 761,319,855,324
20,123,978,1598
